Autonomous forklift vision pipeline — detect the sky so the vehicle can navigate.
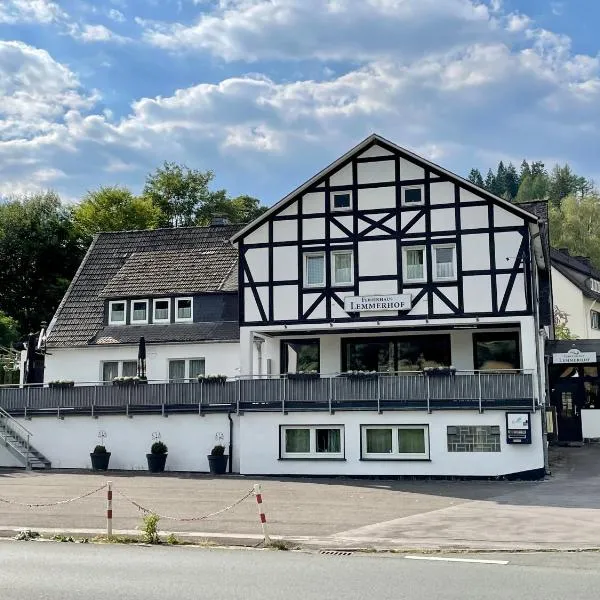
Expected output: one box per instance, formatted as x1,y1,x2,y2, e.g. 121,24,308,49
0,0,599,204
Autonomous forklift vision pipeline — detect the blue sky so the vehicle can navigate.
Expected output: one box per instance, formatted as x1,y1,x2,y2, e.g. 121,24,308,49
0,0,599,204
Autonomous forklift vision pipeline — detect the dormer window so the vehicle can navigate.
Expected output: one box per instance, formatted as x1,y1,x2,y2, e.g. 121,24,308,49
175,297,193,322
591,279,600,294
153,299,171,323
332,192,351,211
131,300,149,324
109,301,126,325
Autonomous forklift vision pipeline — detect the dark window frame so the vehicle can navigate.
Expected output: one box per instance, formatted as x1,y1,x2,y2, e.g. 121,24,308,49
472,331,521,371
280,339,321,374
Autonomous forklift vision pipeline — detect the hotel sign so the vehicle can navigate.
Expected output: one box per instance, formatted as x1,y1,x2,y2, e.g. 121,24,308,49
553,349,597,364
344,294,412,312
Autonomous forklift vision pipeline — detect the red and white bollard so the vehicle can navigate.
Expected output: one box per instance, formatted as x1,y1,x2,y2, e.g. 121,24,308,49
253,483,270,544
106,481,113,537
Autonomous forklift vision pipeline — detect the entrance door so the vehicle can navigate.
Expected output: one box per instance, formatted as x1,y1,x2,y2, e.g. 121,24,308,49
551,380,583,442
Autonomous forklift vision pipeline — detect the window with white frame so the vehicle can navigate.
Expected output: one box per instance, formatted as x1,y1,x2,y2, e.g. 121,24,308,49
168,358,205,382
153,299,171,323
402,185,424,206
592,310,600,330
304,253,325,287
332,251,353,286
280,426,344,459
403,247,425,282
131,300,149,324
102,360,137,382
175,297,193,322
108,301,126,325
332,192,351,211
361,425,429,460
433,245,456,281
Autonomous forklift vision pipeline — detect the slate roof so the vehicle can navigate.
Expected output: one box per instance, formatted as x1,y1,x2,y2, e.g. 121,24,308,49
551,248,600,300
46,224,243,348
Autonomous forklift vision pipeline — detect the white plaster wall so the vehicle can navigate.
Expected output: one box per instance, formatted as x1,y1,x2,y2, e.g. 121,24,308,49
357,144,393,159
45,342,240,384
582,410,600,438
245,248,269,282
0,443,24,467
430,181,454,205
358,240,396,277
4,414,234,471
357,160,395,184
238,410,544,477
357,187,395,210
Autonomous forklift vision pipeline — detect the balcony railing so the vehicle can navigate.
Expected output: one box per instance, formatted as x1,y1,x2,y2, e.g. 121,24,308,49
0,371,537,417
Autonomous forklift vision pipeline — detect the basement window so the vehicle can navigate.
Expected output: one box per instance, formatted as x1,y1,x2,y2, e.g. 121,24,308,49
280,426,344,459
109,301,126,325
361,425,429,460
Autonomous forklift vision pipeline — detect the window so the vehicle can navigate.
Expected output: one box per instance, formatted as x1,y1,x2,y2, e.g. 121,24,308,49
332,193,351,211
281,339,320,374
402,185,424,206
131,300,149,324
403,247,425,282
280,426,344,459
175,297,193,322
153,299,171,323
102,360,138,382
332,251,353,286
109,301,126,325
168,358,205,382
473,332,520,370
433,245,456,281
343,335,451,372
592,310,600,330
590,279,600,294
361,425,429,460
305,253,325,287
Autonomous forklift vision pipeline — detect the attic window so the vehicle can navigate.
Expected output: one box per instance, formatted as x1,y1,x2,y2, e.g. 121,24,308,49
153,299,171,323
131,300,149,324
109,301,126,325
175,297,193,322
591,279,600,294
402,185,424,206
332,193,351,211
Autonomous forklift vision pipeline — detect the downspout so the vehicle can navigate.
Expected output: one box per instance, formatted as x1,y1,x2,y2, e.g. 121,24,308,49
530,229,550,476
228,412,234,474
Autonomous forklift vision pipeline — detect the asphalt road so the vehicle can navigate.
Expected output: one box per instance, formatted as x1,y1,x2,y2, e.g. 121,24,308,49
0,542,599,600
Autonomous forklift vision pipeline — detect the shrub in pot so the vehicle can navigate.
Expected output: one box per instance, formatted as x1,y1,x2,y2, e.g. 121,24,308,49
90,445,111,471
147,441,168,473
207,444,228,475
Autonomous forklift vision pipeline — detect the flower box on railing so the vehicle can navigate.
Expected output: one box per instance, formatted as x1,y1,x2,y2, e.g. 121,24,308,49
339,370,379,380
48,381,75,389
197,375,228,385
112,376,148,387
286,371,319,380
422,367,456,377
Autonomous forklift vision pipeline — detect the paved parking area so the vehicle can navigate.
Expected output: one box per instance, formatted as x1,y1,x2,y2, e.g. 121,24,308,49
1,446,599,549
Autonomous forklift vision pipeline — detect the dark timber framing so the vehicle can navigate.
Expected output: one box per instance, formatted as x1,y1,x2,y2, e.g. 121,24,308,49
237,136,537,327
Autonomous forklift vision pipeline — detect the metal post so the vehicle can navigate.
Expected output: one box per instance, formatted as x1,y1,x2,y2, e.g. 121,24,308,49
478,371,483,414
426,376,431,414
377,376,381,414
253,484,271,544
236,377,241,415
328,376,333,415
199,379,203,417
25,434,31,471
106,481,113,537
282,376,286,414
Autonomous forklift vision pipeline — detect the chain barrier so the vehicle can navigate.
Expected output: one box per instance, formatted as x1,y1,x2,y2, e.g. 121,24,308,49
0,484,107,508
115,487,256,522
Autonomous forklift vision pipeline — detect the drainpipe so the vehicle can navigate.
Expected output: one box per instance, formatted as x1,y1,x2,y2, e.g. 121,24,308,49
228,412,234,474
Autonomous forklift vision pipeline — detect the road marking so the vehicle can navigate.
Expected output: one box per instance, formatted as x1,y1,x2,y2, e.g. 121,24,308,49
404,555,509,565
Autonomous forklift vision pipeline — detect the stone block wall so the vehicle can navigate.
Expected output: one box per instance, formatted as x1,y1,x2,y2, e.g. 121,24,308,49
447,425,501,452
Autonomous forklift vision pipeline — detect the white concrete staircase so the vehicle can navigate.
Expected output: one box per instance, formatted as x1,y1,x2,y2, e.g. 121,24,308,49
0,407,51,469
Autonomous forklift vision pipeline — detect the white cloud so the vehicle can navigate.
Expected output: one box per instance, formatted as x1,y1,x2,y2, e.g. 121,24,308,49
69,23,131,43
551,2,564,16
0,0,65,24
108,8,126,22
506,13,530,32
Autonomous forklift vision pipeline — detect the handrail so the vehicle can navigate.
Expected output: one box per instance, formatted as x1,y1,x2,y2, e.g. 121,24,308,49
0,406,33,437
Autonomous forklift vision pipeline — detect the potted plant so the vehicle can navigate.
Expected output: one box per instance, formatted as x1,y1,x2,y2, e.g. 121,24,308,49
423,366,457,377
113,376,148,386
197,374,228,384
48,380,75,389
207,444,228,475
342,370,379,379
90,445,111,471
287,370,319,380
146,441,168,473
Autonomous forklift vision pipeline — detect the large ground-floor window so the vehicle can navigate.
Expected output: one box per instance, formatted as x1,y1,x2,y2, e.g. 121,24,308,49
342,335,451,373
361,425,430,460
280,425,344,459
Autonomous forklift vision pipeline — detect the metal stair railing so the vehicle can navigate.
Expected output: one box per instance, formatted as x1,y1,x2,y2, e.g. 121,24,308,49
0,406,36,469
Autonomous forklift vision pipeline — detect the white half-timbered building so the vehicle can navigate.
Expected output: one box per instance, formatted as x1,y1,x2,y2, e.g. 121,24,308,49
231,134,550,478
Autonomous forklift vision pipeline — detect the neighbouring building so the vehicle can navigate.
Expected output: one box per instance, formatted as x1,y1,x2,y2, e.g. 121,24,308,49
1,134,552,478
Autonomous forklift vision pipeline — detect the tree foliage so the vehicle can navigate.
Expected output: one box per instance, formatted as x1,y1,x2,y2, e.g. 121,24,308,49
0,193,83,334
0,310,18,348
73,186,161,243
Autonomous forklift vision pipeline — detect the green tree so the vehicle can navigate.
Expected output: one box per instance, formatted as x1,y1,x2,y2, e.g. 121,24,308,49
504,163,520,200
554,307,578,340
0,311,18,348
143,162,216,227
196,193,268,225
548,164,579,206
519,160,531,183
0,192,83,334
73,186,161,243
549,195,600,268
468,168,484,188
484,169,496,193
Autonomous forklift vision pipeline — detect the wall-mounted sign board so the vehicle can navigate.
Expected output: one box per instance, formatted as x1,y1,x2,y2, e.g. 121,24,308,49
506,412,532,444
553,349,597,364
344,294,412,313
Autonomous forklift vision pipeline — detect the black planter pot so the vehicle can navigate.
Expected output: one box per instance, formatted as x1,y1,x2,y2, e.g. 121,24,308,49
207,454,229,475
90,452,111,471
146,453,167,473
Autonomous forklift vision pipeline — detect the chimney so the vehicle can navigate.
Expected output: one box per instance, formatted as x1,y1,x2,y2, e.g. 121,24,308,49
210,214,230,226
